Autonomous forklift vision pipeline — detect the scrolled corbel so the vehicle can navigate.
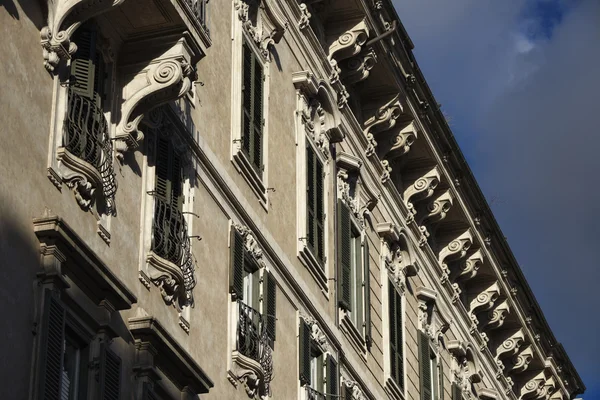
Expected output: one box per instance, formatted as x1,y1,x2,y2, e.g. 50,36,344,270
404,166,441,213
495,328,525,361
469,281,501,317
328,20,369,63
437,228,472,267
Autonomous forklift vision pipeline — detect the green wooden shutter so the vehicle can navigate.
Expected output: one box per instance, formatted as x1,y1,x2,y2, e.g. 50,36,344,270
419,331,432,400
70,28,97,100
99,344,121,400
337,199,351,310
38,289,66,399
363,238,372,350
315,156,324,261
242,42,253,157
252,54,264,171
229,227,245,300
264,271,277,341
451,382,461,400
439,359,444,400
155,137,171,202
326,355,338,400
299,320,311,386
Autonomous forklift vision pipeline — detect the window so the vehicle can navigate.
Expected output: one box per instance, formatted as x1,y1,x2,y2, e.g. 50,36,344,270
337,200,372,348
389,280,404,390
241,40,265,174
228,224,276,397
307,144,325,264
419,331,443,400
299,319,338,400
36,290,121,400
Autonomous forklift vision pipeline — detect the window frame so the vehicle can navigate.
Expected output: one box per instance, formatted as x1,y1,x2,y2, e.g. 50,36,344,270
230,4,271,208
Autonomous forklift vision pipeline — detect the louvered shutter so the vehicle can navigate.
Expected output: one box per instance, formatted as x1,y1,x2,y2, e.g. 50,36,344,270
264,271,277,341
38,290,66,399
439,359,444,400
451,382,461,400
170,151,183,210
315,156,324,261
363,238,372,350
299,320,311,386
99,345,121,400
252,55,263,172
419,331,432,400
229,227,245,300
242,42,253,157
306,145,316,254
70,28,97,100
143,382,161,400
389,282,404,389
337,199,351,310
155,137,171,202
326,355,338,400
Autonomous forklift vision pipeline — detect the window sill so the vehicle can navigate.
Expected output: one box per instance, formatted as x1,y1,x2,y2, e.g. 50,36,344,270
384,378,405,400
232,149,268,210
340,313,367,358
298,245,328,295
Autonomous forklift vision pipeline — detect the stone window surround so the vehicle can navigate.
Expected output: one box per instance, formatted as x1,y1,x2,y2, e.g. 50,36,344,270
230,0,272,210
381,274,406,400
298,314,332,400
137,105,197,334
226,221,275,399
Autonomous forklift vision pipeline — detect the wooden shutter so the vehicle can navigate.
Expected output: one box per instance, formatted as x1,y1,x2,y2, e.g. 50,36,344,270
363,238,372,350
315,156,324,261
326,355,338,400
241,42,253,157
70,28,97,100
439,359,444,400
264,270,277,341
252,54,264,171
306,145,315,254
229,227,245,300
419,331,432,400
389,282,404,389
337,199,351,310
299,320,311,386
451,382,462,400
99,344,121,400
143,382,161,400
155,137,171,202
38,289,66,399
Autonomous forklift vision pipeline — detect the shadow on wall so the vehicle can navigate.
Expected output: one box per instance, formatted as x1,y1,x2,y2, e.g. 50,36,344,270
1,0,46,29
0,202,42,399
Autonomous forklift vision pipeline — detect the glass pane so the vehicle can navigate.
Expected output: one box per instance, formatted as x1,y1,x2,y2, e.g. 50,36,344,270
62,335,82,400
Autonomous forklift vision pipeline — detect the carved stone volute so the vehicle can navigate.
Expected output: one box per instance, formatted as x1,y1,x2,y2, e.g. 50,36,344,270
496,329,526,362
341,47,377,85
328,20,369,64
484,299,510,330
404,166,440,214
469,281,501,318
438,228,473,269
416,190,454,234
40,0,128,72
115,36,199,158
451,249,484,283
300,314,329,353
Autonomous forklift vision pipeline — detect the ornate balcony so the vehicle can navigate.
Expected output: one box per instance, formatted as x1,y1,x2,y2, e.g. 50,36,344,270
230,300,273,398
148,197,196,308
60,88,117,214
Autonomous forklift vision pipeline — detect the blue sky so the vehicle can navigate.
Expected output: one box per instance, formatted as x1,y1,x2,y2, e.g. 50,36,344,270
392,0,600,397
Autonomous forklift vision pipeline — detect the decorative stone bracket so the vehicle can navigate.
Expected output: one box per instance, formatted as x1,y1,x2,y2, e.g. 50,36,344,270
341,47,377,85
495,329,526,365
451,249,483,284
377,223,419,292
236,0,288,61
483,299,510,331
415,286,450,342
364,94,404,156
448,340,482,386
341,378,368,400
469,281,501,321
413,190,454,241
403,166,441,215
328,20,369,64
438,228,473,270
40,0,127,72
300,314,330,354
115,36,199,159
520,369,554,400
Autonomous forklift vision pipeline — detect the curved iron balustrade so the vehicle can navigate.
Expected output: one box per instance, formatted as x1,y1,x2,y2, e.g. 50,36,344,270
306,386,327,400
236,300,274,393
64,88,117,214
151,197,196,305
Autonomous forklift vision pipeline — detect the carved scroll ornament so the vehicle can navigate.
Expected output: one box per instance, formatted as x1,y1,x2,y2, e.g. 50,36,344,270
40,0,127,72
404,166,441,213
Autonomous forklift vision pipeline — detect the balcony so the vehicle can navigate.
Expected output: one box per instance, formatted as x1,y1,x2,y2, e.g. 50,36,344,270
147,197,196,308
60,88,117,214
229,300,273,398
306,386,327,400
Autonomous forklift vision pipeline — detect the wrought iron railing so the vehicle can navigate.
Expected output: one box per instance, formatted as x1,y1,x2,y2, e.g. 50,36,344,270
64,88,117,214
185,0,209,36
306,386,327,400
151,197,196,303
236,300,274,392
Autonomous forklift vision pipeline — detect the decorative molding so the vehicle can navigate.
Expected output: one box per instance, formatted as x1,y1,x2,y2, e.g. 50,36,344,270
385,121,418,161
298,3,311,30
40,0,127,72
404,166,441,214
438,229,473,270
342,379,368,400
300,314,329,353
236,0,288,61
477,387,499,400
484,299,510,330
363,94,404,157
510,345,534,374
341,47,377,85
328,20,369,64
469,281,501,318
234,224,265,265
416,190,454,236
146,252,189,309
452,249,483,283
495,329,526,363
115,37,198,158
520,369,552,400
56,147,103,211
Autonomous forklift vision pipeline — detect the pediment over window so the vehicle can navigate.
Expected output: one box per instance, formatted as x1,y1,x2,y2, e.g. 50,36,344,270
129,316,214,395
33,215,137,311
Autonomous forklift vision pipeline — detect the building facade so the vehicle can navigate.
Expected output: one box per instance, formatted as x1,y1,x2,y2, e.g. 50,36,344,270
0,0,585,399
